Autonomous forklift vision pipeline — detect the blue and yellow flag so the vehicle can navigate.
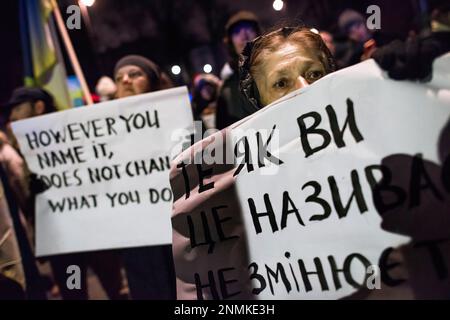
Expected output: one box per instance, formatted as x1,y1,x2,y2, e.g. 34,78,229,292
19,0,72,110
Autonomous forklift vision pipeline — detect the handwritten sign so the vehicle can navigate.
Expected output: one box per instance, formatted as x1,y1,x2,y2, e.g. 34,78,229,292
170,56,450,300
12,86,194,256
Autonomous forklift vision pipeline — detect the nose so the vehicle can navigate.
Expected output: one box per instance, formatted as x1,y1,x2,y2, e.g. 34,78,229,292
242,29,254,41
122,73,132,84
242,29,250,40
295,76,309,90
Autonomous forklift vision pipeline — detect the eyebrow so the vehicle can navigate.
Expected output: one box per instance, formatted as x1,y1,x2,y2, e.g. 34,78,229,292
116,67,141,76
268,60,317,79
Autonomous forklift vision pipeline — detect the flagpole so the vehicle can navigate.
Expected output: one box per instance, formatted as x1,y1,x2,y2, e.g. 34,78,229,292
50,0,94,106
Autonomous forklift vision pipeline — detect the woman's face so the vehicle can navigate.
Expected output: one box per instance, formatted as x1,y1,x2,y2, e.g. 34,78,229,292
231,23,258,55
253,42,326,106
115,65,151,98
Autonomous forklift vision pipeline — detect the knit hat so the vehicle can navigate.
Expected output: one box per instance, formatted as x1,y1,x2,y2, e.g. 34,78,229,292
225,10,260,36
114,55,161,89
338,9,365,35
3,87,56,114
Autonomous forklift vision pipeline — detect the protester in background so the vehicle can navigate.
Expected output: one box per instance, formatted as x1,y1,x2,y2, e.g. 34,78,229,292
216,11,261,129
334,9,372,68
340,9,372,44
239,26,336,109
371,3,450,81
3,87,127,300
0,165,26,300
0,88,53,300
4,88,64,221
192,73,222,131
430,3,450,33
114,55,176,300
115,55,174,99
335,8,402,68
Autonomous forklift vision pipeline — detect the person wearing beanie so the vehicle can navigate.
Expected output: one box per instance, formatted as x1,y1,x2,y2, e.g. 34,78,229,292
333,9,372,69
192,73,222,131
338,9,370,44
114,55,163,97
114,54,176,300
223,10,261,74
335,8,397,69
2,87,127,300
216,11,261,130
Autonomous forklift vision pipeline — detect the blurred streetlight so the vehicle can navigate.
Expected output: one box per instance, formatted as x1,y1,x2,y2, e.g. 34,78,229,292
203,64,212,74
273,0,284,11
80,0,95,6
78,0,93,32
77,0,101,73
171,65,181,75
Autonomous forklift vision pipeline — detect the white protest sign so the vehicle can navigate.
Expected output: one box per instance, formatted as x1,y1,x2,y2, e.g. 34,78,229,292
231,57,450,299
12,86,194,256
170,56,450,300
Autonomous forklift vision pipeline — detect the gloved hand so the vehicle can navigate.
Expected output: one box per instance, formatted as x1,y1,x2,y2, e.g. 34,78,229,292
28,173,49,195
372,33,448,81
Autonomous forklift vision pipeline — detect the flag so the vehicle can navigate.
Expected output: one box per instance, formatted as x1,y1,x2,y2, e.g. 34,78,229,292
19,0,72,110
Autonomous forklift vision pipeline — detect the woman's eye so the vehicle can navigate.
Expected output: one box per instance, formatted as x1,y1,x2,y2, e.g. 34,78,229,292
129,71,143,79
306,71,324,82
273,79,289,89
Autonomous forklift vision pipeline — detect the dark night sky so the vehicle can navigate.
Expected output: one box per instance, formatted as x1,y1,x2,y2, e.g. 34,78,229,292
0,0,445,105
